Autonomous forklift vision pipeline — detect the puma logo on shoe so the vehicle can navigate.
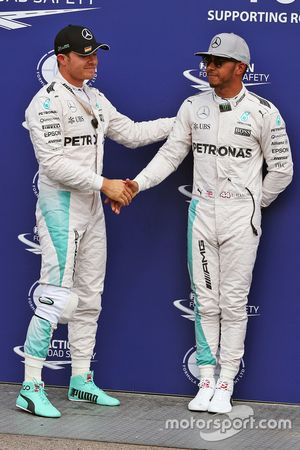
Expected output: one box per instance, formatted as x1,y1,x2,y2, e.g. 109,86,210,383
70,388,98,403
19,393,35,414
16,381,61,418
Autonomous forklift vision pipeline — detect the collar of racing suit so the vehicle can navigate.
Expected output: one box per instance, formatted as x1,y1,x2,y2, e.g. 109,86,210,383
55,71,85,91
213,84,247,112
55,72,91,104
53,72,103,134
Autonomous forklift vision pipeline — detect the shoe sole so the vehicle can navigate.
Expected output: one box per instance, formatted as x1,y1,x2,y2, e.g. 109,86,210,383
16,404,61,418
188,407,209,412
68,397,120,406
16,404,33,414
208,407,232,414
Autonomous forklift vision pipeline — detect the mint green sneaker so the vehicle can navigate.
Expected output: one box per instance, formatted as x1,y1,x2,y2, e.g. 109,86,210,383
16,380,61,418
68,371,120,406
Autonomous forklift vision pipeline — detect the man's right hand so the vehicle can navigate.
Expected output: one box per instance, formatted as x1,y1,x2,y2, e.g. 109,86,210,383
101,178,133,206
104,179,139,214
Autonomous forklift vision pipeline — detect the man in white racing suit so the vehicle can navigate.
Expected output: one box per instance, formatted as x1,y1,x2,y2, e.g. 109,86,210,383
120,33,293,413
16,24,174,418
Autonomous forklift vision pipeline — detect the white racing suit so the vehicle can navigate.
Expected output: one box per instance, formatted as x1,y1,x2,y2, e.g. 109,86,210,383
135,85,293,379
24,73,174,368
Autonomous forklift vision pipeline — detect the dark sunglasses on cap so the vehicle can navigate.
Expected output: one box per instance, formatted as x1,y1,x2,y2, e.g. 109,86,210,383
202,55,240,68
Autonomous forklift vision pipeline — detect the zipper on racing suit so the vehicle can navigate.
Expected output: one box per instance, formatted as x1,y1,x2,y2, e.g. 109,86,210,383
61,82,100,179
245,187,258,236
61,83,101,215
72,230,80,281
226,178,258,236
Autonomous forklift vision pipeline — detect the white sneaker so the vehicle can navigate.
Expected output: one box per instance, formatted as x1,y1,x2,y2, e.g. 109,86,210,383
208,379,233,413
188,377,216,411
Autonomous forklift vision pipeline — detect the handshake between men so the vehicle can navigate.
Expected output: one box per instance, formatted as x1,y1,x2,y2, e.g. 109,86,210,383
102,178,139,214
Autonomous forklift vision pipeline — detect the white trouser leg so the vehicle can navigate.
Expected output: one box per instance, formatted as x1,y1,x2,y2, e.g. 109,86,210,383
25,186,97,382
69,199,107,362
218,199,261,377
188,199,220,371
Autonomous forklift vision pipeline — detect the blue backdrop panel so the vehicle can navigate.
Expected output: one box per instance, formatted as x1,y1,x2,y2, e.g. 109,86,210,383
0,0,299,403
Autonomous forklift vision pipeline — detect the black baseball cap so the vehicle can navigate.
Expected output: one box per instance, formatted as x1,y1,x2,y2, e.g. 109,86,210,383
54,25,110,56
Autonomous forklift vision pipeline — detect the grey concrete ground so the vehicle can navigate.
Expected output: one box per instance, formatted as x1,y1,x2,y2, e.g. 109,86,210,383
0,383,299,450
0,434,182,450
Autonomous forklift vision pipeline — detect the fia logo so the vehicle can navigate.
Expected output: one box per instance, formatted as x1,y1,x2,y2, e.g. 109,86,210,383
18,227,41,255
37,50,97,87
182,345,246,386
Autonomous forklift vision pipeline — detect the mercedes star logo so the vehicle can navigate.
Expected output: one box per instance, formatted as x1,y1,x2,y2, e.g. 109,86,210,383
82,28,93,40
197,106,210,120
211,36,221,48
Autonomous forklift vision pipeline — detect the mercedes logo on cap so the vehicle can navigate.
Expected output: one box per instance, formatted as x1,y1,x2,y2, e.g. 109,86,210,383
82,28,93,40
211,37,221,48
